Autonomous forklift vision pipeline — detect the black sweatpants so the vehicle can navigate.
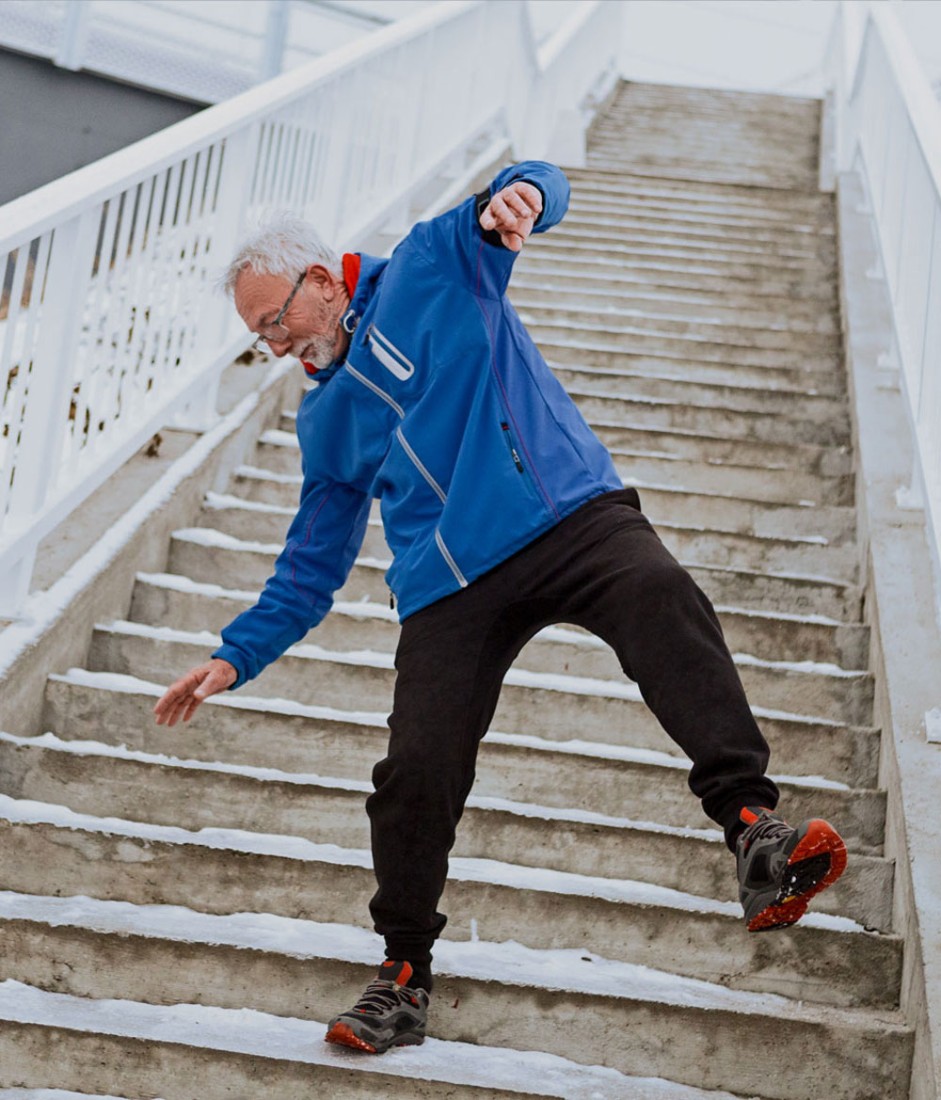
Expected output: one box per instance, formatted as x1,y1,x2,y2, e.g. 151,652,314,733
365,488,779,975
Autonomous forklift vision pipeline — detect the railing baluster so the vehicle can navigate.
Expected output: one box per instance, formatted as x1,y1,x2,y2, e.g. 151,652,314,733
0,211,98,612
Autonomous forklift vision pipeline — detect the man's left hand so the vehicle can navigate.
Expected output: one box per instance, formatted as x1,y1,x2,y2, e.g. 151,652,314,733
479,181,543,252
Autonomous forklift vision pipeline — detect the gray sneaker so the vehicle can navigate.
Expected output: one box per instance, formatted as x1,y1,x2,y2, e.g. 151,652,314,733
325,960,429,1054
736,806,847,932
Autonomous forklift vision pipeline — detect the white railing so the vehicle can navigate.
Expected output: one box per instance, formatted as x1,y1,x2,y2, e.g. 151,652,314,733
0,0,618,617
826,0,941,616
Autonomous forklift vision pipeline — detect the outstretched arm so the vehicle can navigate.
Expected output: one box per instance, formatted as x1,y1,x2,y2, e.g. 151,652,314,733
407,160,570,291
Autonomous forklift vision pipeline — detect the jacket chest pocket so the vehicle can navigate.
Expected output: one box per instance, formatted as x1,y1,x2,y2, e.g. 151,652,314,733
368,325,415,382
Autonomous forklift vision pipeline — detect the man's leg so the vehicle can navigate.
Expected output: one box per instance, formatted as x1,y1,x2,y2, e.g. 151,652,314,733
365,585,547,988
325,579,545,1053
525,489,780,847
535,488,845,930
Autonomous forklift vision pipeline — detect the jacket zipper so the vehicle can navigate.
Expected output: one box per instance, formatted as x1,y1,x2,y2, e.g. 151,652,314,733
435,529,468,587
345,362,405,418
396,426,446,503
501,422,525,474
347,364,467,589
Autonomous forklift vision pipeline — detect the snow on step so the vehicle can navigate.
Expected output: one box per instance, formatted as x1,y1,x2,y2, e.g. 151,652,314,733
94,616,861,719
0,981,752,1100
0,1092,147,1099
0,891,865,1007
0,792,861,934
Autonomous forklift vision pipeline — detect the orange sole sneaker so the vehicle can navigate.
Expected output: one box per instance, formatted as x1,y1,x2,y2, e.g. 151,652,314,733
325,1020,380,1053
747,818,848,932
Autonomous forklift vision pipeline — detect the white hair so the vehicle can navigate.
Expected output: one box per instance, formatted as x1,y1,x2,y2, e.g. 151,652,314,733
220,211,341,297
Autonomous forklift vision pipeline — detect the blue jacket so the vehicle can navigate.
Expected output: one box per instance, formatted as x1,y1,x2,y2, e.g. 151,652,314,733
215,161,622,687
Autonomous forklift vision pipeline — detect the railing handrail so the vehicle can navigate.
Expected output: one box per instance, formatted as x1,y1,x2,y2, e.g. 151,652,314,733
864,3,941,195
0,0,475,254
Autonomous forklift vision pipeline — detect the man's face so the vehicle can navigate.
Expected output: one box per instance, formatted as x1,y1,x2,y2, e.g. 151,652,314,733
235,266,347,371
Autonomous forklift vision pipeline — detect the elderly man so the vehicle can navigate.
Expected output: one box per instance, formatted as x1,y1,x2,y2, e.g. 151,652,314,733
154,161,847,1055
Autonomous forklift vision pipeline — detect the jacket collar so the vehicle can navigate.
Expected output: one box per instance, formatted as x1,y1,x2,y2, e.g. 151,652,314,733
309,252,387,385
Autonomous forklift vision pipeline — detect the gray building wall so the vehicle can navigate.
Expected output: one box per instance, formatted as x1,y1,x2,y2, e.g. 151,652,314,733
0,48,204,207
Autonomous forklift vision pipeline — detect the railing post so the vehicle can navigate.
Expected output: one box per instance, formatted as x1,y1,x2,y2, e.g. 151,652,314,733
55,0,93,71
261,0,291,82
1,208,99,613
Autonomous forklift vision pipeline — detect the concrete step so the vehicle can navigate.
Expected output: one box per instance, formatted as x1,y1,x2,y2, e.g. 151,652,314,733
516,249,836,301
512,254,838,309
587,135,818,168
0,898,911,1100
525,236,835,285
0,966,737,1100
86,621,881,791
143,540,868,715
605,82,821,115
558,208,835,253
0,803,899,1017
540,342,843,395
254,417,850,517
510,277,841,336
43,670,891,928
130,569,870,671
556,364,848,425
226,452,860,546
165,524,863,623
269,411,854,494
583,155,818,193
581,157,818,193
524,314,843,376
567,188,833,234
565,164,831,209
195,493,860,589
606,85,820,116
235,447,850,518
544,359,845,408
512,298,842,359
544,223,835,272
164,527,862,622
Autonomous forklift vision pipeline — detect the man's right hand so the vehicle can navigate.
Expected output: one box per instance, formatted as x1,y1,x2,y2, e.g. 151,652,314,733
153,657,238,727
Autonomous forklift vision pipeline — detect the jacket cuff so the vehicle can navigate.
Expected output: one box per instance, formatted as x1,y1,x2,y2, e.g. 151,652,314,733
474,187,504,248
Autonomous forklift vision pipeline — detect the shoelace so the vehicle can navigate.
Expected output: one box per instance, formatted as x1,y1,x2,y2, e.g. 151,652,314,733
352,979,414,1016
743,813,792,849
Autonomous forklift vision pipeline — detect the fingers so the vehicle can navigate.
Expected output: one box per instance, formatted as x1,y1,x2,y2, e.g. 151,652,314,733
153,660,236,727
479,182,543,250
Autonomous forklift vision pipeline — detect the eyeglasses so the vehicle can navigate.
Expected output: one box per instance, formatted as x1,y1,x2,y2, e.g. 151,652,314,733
251,269,307,353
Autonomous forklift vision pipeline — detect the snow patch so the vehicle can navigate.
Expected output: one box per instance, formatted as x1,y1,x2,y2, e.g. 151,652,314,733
0,980,751,1099
203,491,295,516
234,463,301,485
732,652,865,678
172,527,281,554
135,572,259,601
258,429,298,447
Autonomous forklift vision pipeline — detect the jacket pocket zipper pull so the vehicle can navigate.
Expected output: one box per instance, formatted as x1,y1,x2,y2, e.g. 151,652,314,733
389,590,396,610
501,422,525,474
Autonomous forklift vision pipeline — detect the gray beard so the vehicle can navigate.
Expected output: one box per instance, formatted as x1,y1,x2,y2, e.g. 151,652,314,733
299,329,338,370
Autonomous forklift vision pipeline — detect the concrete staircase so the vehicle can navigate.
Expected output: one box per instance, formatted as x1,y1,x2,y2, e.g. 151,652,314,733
0,82,915,1098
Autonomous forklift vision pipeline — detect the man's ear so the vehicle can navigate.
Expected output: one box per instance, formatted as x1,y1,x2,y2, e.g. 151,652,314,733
305,264,339,300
